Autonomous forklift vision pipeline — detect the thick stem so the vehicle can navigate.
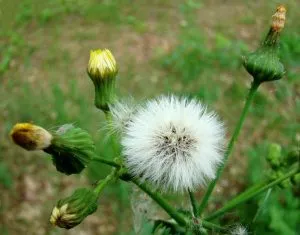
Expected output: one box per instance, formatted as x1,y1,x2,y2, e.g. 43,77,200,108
198,81,260,216
188,190,199,217
205,166,299,221
93,170,117,195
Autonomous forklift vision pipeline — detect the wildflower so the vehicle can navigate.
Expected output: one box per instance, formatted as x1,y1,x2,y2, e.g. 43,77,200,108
10,123,52,150
243,5,286,84
121,96,225,192
230,225,248,235
87,49,118,111
109,98,140,134
50,188,98,229
45,124,95,175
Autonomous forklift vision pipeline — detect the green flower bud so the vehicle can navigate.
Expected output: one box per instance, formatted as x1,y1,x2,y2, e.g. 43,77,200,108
243,5,286,84
266,143,282,169
87,49,118,112
45,124,95,175
285,148,300,165
291,173,300,187
50,188,98,229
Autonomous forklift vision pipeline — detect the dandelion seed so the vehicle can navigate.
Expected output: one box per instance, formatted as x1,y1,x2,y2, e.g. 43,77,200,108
121,95,225,192
109,98,140,135
230,225,248,235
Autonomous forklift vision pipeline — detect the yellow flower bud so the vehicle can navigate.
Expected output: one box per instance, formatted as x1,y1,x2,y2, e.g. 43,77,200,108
87,49,118,111
10,123,52,150
87,49,117,81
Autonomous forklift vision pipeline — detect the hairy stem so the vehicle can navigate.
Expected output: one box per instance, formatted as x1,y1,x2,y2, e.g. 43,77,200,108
188,190,199,217
198,81,260,215
205,166,299,221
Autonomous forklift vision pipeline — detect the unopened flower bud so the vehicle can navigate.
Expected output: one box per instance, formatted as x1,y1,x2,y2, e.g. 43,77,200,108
50,188,98,229
87,49,118,112
291,173,300,187
44,124,95,175
285,148,299,165
266,143,282,169
10,123,52,150
243,5,286,84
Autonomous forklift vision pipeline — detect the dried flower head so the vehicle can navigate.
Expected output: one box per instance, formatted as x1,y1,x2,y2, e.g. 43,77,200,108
10,123,52,150
271,5,286,32
122,96,225,192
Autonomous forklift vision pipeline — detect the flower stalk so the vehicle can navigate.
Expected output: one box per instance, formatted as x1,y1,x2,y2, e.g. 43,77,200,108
188,190,199,217
205,166,299,221
198,81,260,215
91,155,120,168
131,178,187,226
94,169,118,195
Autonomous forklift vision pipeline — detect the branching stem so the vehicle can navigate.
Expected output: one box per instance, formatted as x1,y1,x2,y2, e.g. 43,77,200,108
198,81,260,216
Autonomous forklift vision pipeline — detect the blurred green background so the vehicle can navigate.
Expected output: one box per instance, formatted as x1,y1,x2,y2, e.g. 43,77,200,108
0,0,299,234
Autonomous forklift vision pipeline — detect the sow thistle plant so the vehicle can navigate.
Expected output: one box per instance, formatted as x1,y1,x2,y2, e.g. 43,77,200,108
10,5,299,234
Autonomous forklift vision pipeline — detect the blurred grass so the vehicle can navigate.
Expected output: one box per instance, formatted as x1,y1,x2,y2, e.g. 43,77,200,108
0,0,299,234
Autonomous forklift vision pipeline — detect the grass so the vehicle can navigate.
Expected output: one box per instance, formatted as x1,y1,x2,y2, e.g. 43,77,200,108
0,0,299,234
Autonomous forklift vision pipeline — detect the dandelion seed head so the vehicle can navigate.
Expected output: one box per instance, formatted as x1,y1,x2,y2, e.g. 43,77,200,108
122,95,225,192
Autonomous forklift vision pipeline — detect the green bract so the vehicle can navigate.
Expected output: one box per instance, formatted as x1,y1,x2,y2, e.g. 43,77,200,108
243,25,285,84
44,124,95,175
50,188,98,229
243,46,285,83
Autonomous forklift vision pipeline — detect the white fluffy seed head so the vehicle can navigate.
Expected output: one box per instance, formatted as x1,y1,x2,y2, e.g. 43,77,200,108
108,99,139,135
121,95,225,192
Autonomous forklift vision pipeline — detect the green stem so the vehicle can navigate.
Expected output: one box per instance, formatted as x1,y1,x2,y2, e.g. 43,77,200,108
131,178,187,226
205,166,299,221
198,81,260,215
202,221,226,232
92,155,120,168
131,179,225,232
94,169,117,195
188,190,199,217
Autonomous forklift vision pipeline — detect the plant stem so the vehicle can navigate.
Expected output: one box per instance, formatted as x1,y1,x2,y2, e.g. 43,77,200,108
202,221,227,232
131,178,187,226
198,81,260,215
188,190,199,217
92,155,120,168
205,166,299,221
94,169,117,195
